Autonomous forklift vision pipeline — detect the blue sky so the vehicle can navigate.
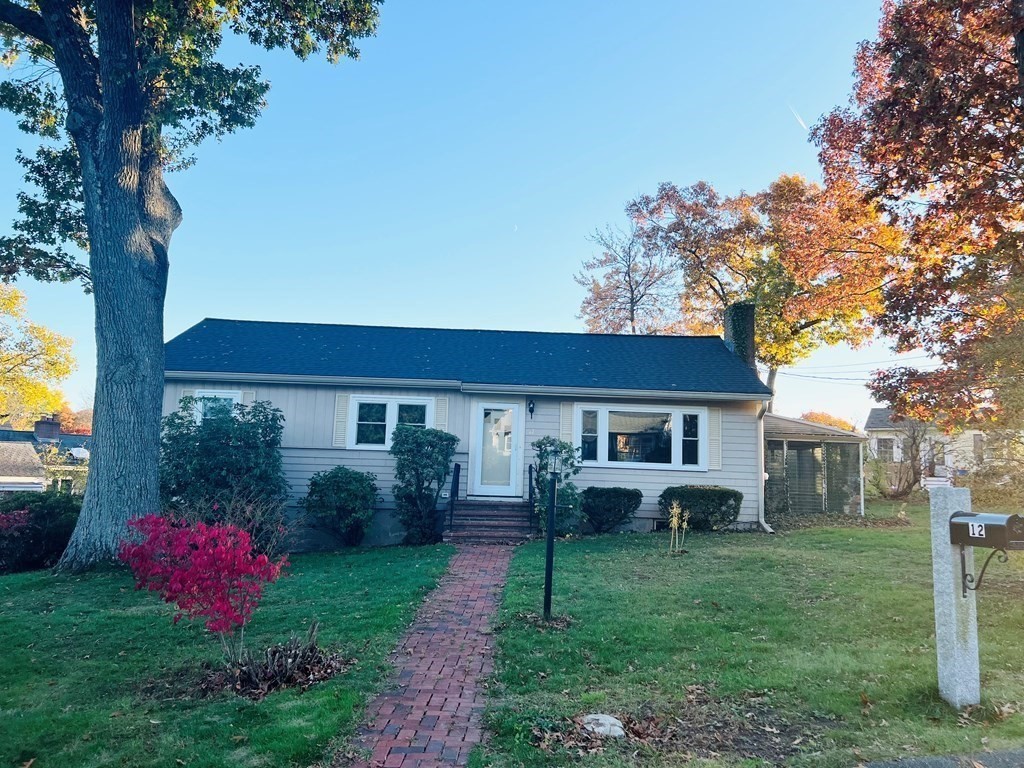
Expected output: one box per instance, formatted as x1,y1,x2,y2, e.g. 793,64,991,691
0,0,924,426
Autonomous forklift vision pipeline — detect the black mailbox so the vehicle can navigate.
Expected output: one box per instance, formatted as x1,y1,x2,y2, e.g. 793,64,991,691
949,512,1024,550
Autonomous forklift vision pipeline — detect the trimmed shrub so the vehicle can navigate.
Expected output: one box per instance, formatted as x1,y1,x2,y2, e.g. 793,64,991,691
301,466,379,546
581,487,643,534
390,426,460,545
531,436,583,536
658,485,743,531
174,490,291,557
160,397,290,550
0,491,81,573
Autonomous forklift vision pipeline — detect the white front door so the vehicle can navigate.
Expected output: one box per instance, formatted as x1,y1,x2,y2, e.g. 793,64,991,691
470,401,522,497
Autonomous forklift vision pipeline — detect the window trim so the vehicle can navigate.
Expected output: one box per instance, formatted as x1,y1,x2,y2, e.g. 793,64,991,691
346,395,435,450
193,389,242,422
572,403,709,472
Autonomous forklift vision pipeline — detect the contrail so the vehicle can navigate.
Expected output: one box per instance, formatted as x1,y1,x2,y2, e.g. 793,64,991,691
788,103,809,132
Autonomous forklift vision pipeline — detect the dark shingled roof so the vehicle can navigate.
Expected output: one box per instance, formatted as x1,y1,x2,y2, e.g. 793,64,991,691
764,414,866,442
0,442,45,479
864,407,896,431
165,319,773,397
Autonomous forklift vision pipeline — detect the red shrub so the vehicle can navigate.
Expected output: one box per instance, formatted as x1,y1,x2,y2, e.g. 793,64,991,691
0,509,32,571
119,514,287,636
0,509,31,533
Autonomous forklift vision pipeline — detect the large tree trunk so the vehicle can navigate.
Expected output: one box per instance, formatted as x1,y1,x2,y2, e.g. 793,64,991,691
765,366,778,413
53,0,179,570
57,225,169,569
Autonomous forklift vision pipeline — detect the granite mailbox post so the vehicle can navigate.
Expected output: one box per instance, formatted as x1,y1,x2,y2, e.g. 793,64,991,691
930,487,1024,709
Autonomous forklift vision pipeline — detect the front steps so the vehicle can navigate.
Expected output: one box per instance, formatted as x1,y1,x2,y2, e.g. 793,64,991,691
442,499,536,545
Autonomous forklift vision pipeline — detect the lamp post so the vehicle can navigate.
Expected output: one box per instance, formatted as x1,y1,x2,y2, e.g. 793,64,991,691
543,457,558,622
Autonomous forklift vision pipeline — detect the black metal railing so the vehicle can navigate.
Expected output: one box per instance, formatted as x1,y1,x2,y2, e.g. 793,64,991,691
447,462,461,531
528,463,539,533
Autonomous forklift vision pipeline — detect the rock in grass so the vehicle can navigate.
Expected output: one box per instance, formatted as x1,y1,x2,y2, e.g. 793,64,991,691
582,714,625,738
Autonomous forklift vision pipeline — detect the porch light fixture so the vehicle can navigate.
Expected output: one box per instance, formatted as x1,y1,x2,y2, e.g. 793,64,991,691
528,399,535,419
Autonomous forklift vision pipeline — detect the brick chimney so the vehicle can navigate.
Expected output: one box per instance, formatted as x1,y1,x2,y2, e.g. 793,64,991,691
33,414,60,441
723,301,756,370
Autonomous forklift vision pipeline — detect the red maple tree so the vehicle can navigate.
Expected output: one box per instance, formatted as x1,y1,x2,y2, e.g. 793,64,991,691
815,0,1024,426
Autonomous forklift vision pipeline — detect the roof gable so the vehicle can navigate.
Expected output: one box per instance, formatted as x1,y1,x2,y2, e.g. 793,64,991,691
0,442,45,479
165,319,773,397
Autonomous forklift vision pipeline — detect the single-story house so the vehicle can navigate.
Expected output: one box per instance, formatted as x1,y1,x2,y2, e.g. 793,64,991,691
763,414,866,518
864,407,982,484
163,305,774,545
0,442,46,494
0,416,92,493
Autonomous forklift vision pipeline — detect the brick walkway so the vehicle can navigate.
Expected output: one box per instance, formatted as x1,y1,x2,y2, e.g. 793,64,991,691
341,545,513,768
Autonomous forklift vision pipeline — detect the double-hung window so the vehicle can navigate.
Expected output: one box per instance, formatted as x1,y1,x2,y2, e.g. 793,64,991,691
573,404,708,470
875,437,895,463
194,389,242,422
348,396,433,449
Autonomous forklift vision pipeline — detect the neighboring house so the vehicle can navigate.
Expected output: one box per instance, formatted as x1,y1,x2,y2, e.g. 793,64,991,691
163,305,774,545
0,417,92,493
0,442,46,493
764,414,866,518
864,407,982,481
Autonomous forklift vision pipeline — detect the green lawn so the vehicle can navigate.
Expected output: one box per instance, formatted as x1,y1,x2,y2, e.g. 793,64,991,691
0,545,453,768
480,502,1024,767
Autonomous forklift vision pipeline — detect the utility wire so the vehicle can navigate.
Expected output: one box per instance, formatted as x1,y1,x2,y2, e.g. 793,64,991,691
782,354,933,371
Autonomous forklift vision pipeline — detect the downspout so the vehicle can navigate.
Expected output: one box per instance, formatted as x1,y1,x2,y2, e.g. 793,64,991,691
859,441,866,517
757,399,774,533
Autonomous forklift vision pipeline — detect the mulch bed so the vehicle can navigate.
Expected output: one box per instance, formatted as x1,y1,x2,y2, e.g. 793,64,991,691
769,512,913,532
201,643,354,701
138,628,355,703
533,685,826,764
497,611,574,632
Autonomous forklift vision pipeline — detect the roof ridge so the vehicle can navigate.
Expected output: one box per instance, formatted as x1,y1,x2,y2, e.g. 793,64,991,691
191,317,724,341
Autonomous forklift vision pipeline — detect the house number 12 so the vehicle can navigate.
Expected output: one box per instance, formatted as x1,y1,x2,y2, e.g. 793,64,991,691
969,522,986,538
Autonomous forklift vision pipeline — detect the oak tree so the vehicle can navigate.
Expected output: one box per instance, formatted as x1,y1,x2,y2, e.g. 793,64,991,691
0,0,381,569
626,175,898,400
815,0,1024,427
575,223,681,335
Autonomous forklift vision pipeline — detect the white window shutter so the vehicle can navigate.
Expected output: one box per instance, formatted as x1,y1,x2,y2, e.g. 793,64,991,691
241,390,256,405
708,407,722,470
333,393,349,447
434,396,449,431
560,402,573,442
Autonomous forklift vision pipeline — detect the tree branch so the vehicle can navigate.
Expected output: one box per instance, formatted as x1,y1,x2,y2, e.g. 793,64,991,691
0,0,52,46
36,0,102,140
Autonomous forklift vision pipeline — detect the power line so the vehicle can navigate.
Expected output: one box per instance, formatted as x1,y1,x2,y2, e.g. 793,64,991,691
778,372,873,382
784,355,933,371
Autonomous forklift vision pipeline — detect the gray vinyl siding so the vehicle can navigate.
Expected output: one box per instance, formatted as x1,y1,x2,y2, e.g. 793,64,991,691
164,380,764,543
532,397,762,527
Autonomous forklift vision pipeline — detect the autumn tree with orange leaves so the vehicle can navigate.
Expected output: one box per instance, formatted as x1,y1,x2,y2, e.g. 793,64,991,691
799,411,857,432
815,0,1024,428
614,174,899,400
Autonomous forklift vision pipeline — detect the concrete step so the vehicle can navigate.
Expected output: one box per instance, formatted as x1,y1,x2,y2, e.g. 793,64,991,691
450,512,533,523
443,529,535,545
449,519,534,533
